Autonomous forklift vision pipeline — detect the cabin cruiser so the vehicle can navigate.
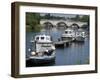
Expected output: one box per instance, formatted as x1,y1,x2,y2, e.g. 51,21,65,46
61,28,75,41
28,34,56,64
74,29,86,42
61,28,86,42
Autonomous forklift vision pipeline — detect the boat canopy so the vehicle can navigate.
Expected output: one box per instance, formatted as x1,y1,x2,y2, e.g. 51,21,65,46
35,34,52,42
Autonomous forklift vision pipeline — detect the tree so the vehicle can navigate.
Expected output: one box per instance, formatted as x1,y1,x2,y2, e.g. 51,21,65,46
44,13,51,19
70,15,80,21
75,15,80,21
80,15,89,26
26,13,41,32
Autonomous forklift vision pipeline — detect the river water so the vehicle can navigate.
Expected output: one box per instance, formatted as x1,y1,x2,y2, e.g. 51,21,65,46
26,28,89,66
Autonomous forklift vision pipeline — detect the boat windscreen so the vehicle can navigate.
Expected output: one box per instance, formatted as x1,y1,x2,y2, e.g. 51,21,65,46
65,31,68,34
36,37,39,40
41,37,44,40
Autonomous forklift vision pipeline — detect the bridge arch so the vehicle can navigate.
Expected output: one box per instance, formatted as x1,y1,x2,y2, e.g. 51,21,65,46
56,22,68,29
43,22,54,29
70,23,79,29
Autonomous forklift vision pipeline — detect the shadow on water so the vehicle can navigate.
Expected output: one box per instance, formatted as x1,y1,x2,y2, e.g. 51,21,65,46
71,41,85,46
55,42,70,48
26,59,55,67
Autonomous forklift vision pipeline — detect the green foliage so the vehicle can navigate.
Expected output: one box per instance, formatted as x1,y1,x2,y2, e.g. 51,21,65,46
33,24,42,32
70,15,89,22
80,15,89,22
44,13,51,19
70,15,89,26
80,15,89,26
26,13,41,32
41,13,66,20
75,15,80,21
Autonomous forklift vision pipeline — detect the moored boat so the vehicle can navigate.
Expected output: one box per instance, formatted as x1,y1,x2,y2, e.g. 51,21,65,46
61,28,75,41
61,28,86,42
27,34,56,64
74,29,86,42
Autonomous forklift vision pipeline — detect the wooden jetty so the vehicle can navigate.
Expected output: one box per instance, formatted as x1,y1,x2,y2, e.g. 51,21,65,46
54,39,73,47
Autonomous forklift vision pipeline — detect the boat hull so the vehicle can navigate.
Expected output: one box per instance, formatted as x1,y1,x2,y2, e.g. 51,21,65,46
61,37,74,41
74,37,85,42
26,56,55,67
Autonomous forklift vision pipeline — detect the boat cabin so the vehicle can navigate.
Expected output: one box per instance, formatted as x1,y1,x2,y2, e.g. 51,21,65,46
35,34,52,43
64,29,74,34
62,28,75,37
28,34,56,63
75,29,86,38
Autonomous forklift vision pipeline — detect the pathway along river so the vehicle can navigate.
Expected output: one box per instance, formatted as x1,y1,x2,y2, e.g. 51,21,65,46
26,28,89,67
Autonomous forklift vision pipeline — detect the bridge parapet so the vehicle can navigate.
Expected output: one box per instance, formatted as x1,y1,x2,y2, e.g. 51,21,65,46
40,19,88,28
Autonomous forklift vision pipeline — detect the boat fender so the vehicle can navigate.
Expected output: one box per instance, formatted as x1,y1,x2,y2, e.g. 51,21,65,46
31,51,36,56
51,46,56,50
47,50,53,56
44,50,48,55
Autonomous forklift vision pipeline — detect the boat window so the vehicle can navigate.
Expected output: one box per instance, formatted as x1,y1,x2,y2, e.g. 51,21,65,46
65,31,68,34
69,31,72,34
46,37,50,40
51,37,52,41
42,43,51,47
41,37,44,40
36,37,39,40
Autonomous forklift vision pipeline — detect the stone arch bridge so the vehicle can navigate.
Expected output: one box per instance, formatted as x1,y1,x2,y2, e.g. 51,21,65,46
40,19,88,29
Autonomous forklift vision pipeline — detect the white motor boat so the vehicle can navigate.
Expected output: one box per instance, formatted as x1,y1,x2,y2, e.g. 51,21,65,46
61,28,75,41
61,28,86,42
74,29,86,42
28,34,56,64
